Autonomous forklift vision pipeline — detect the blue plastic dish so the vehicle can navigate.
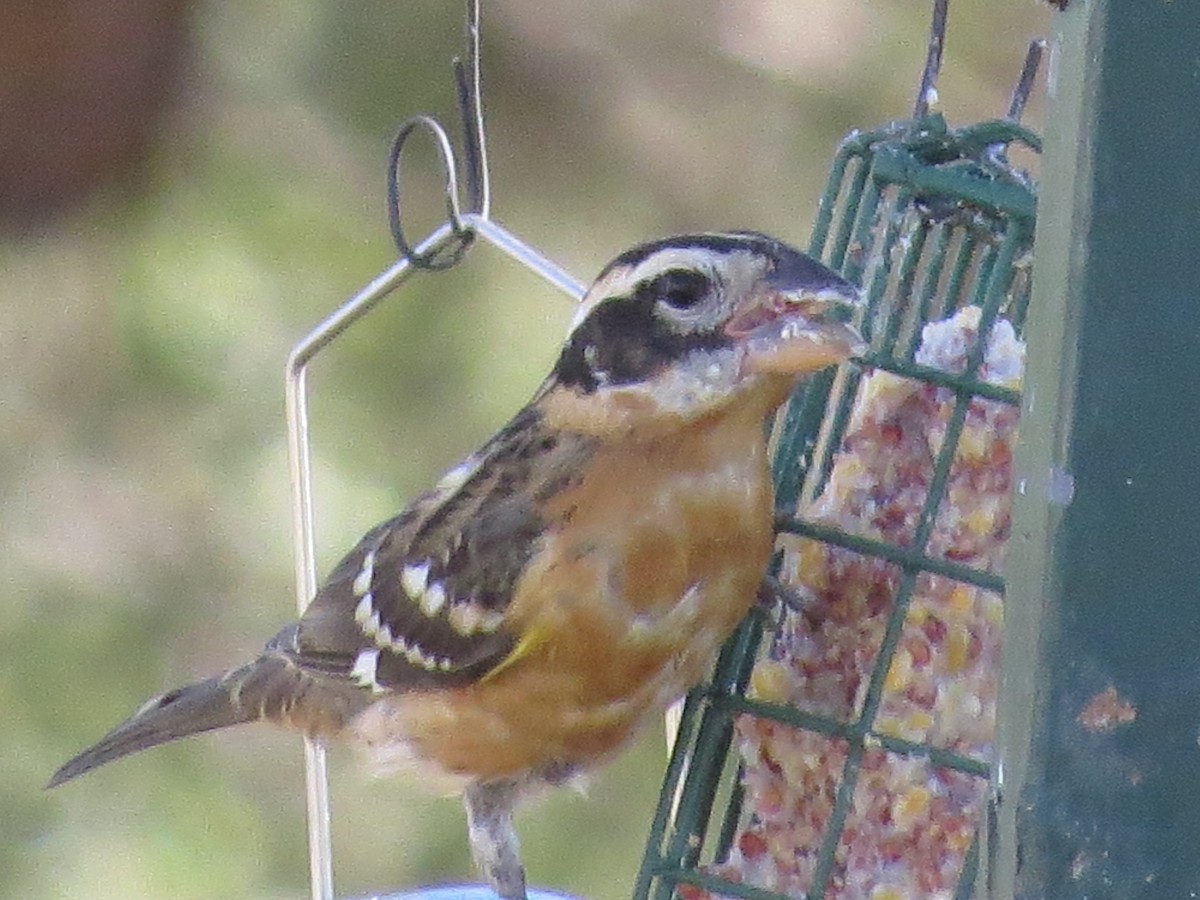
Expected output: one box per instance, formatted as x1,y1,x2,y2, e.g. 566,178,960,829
361,887,579,900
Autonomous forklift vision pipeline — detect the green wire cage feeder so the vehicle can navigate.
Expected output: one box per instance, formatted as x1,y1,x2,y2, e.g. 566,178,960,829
634,24,1043,900
638,1,1200,896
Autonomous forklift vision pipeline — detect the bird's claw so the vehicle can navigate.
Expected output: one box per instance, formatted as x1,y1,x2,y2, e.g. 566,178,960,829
757,573,820,631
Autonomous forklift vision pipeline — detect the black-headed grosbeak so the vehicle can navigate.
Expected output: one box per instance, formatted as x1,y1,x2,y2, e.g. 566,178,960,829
50,231,864,899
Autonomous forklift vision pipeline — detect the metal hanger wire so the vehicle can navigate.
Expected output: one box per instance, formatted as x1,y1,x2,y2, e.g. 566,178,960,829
284,2,583,897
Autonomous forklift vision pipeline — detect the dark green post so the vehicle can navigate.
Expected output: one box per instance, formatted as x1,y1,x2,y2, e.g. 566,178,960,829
988,2,1200,897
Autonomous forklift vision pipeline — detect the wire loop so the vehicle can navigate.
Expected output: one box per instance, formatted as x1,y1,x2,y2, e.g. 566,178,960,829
388,115,474,270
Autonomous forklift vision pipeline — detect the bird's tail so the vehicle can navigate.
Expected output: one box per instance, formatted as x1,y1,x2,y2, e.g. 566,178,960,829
47,654,350,788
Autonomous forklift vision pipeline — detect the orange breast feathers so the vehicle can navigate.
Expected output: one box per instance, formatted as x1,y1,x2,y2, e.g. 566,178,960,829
353,401,777,784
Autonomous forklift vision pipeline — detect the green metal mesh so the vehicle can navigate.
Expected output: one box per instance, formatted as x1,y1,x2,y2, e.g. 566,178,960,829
633,114,1040,900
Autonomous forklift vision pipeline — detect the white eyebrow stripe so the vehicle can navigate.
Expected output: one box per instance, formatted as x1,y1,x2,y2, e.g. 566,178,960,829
572,247,726,332
576,241,775,329
625,248,722,287
599,248,721,305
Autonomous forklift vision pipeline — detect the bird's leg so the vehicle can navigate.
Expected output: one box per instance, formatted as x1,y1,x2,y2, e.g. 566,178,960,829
757,573,820,631
463,779,527,900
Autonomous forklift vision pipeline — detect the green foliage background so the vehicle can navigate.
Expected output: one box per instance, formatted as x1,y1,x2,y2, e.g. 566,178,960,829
4,2,1049,898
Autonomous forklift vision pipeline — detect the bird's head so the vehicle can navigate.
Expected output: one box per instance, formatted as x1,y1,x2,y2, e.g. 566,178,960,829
544,231,866,435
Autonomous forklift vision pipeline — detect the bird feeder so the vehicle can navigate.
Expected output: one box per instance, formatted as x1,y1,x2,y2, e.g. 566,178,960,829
636,2,1200,899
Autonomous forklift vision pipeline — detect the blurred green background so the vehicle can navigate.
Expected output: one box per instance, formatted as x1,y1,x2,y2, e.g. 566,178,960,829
2,2,1050,898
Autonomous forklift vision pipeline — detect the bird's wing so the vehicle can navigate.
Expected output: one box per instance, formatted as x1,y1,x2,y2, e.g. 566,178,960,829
277,402,596,693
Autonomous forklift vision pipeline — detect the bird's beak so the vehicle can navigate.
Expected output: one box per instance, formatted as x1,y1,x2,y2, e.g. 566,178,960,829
726,280,866,376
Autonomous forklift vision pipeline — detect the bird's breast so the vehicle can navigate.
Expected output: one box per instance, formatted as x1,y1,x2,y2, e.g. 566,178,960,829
350,407,776,785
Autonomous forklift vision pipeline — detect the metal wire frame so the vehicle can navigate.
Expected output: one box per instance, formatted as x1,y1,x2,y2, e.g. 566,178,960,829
285,218,582,900
633,117,1039,900
283,3,583,897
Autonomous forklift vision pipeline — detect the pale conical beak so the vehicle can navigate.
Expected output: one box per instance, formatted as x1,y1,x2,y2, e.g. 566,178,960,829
726,282,867,376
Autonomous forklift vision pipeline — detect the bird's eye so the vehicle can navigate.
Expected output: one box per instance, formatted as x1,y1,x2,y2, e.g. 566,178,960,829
649,269,709,311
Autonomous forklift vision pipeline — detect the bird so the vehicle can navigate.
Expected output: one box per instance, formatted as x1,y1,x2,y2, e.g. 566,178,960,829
49,230,864,899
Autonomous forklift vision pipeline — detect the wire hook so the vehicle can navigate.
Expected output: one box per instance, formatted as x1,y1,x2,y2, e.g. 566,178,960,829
388,0,489,270
913,0,950,119
1006,39,1047,123
456,0,490,220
